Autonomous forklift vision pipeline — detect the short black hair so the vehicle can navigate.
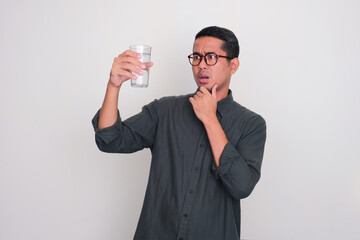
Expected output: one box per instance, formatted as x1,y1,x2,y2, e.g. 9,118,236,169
195,26,239,59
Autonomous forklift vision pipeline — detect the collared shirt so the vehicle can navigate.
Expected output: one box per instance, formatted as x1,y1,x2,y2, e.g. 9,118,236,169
92,90,266,240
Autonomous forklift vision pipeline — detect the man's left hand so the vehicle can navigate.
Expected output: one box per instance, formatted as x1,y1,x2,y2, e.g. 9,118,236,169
189,85,218,125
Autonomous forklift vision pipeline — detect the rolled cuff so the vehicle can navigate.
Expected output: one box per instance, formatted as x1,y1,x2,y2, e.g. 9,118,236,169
91,109,123,144
211,142,239,179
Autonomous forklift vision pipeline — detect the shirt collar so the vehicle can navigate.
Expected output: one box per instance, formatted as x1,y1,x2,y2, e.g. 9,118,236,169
217,89,233,117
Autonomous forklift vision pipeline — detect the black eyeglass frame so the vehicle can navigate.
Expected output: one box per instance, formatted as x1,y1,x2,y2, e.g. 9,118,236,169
187,53,233,66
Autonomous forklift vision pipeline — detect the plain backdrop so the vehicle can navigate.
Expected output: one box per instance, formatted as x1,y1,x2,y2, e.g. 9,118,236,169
1,0,360,239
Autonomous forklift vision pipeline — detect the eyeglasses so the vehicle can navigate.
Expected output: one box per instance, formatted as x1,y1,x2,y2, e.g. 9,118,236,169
188,53,233,66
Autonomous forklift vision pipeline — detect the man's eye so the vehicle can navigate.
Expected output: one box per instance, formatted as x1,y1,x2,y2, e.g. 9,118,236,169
208,54,217,59
194,55,201,60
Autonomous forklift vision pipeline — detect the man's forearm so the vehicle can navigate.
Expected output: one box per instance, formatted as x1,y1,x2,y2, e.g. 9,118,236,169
98,82,121,129
203,117,228,167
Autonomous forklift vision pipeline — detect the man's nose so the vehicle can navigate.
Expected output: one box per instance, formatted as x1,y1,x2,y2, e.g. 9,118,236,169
198,57,208,69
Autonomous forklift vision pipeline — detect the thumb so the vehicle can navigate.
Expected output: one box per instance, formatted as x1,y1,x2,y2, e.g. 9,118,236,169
211,84,217,99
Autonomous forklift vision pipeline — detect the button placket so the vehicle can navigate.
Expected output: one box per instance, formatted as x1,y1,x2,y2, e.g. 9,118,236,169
177,133,207,239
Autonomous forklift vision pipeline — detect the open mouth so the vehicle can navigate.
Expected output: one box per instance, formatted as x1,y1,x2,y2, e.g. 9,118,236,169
198,73,210,83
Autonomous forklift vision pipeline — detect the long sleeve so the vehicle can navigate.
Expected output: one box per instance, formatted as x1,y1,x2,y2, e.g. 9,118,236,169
212,115,267,200
91,101,158,153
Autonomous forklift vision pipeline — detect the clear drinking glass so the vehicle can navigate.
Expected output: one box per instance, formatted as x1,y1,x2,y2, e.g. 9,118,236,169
129,44,151,87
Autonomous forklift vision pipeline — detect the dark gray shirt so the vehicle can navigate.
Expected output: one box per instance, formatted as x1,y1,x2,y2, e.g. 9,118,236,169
92,90,266,240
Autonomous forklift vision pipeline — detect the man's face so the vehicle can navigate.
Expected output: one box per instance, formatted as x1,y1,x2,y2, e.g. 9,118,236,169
191,36,239,98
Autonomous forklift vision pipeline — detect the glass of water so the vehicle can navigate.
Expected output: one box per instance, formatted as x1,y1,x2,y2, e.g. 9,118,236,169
129,44,151,87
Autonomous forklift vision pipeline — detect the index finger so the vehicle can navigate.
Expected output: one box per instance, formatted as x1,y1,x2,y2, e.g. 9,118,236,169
199,86,210,94
121,50,142,59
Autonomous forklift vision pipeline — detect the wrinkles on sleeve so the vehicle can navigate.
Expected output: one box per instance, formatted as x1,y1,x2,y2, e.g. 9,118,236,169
212,143,242,177
211,115,266,200
91,101,158,153
211,143,252,199
92,109,123,145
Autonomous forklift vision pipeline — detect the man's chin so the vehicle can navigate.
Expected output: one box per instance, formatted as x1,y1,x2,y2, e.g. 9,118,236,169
196,82,213,91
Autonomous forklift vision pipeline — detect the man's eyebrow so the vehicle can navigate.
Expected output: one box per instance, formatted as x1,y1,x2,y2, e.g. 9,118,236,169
192,51,216,55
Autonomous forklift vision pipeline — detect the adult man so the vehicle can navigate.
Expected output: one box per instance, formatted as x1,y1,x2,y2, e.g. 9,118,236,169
92,26,266,240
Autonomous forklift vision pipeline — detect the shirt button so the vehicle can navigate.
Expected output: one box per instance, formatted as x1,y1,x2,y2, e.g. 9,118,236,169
183,213,188,218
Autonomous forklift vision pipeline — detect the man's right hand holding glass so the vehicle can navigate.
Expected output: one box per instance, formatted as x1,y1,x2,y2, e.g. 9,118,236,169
109,50,153,88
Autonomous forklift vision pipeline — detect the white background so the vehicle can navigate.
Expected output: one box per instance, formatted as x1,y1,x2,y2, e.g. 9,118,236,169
1,0,360,239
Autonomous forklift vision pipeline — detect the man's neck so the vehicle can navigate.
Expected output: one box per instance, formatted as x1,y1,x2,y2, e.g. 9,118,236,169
215,88,229,102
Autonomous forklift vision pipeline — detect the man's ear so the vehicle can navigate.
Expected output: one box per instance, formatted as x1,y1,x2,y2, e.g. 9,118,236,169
230,58,240,75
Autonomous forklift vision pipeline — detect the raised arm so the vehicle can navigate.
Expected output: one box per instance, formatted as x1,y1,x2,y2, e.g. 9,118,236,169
98,50,153,129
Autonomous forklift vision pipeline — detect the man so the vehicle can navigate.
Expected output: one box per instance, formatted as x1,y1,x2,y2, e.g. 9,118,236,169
92,26,266,240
